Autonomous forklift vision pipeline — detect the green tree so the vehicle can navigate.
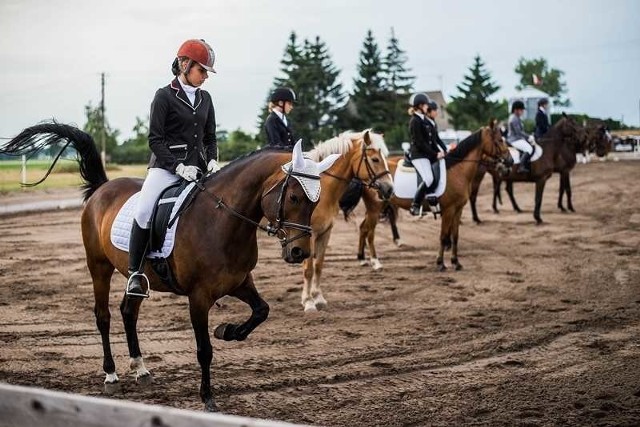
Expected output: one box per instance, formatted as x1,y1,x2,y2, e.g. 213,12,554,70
258,32,345,148
515,57,570,107
83,101,120,162
218,128,260,161
382,27,414,149
347,30,388,132
111,117,149,164
447,55,507,130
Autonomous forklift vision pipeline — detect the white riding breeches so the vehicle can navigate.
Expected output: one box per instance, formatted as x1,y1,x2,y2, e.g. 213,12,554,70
412,158,434,187
509,139,534,155
134,168,181,228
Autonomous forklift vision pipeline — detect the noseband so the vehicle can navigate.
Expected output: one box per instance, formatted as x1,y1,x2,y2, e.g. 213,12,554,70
198,167,317,248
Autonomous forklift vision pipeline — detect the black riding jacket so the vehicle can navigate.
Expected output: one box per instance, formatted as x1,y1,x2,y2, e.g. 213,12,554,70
264,111,294,148
409,114,446,162
147,77,217,173
534,108,551,139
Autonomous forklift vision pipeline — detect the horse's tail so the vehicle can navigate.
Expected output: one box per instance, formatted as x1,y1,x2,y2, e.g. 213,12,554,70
1,121,108,202
338,179,364,220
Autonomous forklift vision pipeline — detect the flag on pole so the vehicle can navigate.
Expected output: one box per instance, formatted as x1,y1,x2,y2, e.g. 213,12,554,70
532,74,542,86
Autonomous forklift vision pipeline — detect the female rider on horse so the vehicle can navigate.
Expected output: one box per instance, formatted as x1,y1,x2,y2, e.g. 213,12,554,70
264,87,296,148
408,93,446,216
126,39,220,298
508,100,535,173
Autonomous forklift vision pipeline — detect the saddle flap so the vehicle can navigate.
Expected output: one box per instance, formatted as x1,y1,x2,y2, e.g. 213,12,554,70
150,181,198,252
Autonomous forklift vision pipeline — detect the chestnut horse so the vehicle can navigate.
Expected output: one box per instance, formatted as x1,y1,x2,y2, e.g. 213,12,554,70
0,123,338,411
468,116,586,224
301,130,393,312
343,122,511,271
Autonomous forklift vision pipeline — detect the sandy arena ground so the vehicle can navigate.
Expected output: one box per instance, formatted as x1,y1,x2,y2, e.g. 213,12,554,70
1,161,639,426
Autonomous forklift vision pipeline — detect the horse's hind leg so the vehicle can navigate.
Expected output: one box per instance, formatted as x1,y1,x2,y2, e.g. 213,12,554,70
357,217,368,266
506,181,522,213
310,228,332,310
362,208,382,270
557,173,566,212
88,257,119,393
214,273,269,342
388,205,402,247
564,172,575,212
188,291,217,412
450,208,464,271
120,294,152,385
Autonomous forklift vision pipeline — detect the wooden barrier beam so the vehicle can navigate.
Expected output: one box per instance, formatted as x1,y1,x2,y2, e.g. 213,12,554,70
0,383,309,427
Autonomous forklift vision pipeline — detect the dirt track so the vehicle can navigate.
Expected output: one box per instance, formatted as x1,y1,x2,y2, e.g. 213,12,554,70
1,161,639,426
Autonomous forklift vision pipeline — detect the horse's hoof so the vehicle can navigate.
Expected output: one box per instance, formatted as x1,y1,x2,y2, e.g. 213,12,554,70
303,301,318,313
359,259,369,267
214,323,230,340
204,399,219,412
314,295,328,310
371,259,383,271
438,264,447,272
568,207,575,213
103,381,121,395
136,373,153,387
559,207,566,213
394,239,404,247
454,263,463,271
515,209,523,214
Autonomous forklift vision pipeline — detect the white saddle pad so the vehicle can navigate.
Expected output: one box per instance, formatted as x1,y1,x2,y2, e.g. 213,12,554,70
393,159,446,199
110,183,196,259
509,143,543,165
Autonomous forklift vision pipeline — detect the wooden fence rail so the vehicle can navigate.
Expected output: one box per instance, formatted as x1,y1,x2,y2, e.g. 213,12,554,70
0,383,310,427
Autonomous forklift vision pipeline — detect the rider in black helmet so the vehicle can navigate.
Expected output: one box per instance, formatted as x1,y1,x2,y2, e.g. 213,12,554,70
507,100,534,173
264,87,296,148
534,97,550,139
408,93,446,216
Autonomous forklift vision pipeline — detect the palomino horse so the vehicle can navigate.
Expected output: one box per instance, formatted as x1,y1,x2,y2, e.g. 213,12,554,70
0,123,339,411
342,121,511,271
301,130,393,312
468,115,586,224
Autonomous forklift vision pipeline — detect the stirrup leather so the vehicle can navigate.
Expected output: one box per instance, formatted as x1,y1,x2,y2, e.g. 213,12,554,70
126,272,150,298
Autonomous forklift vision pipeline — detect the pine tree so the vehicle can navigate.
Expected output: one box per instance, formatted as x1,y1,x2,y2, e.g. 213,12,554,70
382,27,414,149
345,30,388,132
258,32,345,148
447,55,507,130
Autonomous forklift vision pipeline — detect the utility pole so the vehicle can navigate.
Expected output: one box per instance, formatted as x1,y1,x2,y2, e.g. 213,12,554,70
100,72,106,167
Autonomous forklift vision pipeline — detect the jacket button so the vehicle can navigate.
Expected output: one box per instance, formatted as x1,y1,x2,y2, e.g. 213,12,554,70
194,134,197,138
192,112,196,115
194,123,197,126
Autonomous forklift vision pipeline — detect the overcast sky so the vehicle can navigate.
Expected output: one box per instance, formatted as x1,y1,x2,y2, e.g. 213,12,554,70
1,0,638,141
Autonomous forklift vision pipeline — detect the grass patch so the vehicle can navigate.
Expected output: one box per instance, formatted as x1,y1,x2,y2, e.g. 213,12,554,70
0,160,148,192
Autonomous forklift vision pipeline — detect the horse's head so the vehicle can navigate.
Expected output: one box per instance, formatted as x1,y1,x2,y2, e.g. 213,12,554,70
588,124,612,157
349,130,394,200
262,141,339,264
483,119,513,175
558,113,588,152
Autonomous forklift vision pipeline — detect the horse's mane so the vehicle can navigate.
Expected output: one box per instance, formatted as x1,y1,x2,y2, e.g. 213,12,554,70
306,130,389,161
204,146,291,183
445,129,482,168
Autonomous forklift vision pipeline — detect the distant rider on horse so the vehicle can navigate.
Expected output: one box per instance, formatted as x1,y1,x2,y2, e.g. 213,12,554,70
126,39,219,298
534,97,551,139
507,100,535,173
408,93,447,216
264,87,297,148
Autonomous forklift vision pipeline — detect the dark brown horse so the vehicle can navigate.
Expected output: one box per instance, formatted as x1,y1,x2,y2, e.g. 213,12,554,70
0,123,338,411
343,121,511,271
468,116,586,224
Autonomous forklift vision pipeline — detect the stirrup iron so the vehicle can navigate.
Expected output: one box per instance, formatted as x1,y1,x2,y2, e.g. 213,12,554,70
125,272,150,299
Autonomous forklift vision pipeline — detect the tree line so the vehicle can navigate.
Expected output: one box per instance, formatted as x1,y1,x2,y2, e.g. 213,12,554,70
76,29,627,164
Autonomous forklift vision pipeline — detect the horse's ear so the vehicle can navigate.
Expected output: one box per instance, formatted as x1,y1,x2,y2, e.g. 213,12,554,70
363,129,372,146
488,118,496,129
316,154,341,174
562,112,568,118
292,139,305,170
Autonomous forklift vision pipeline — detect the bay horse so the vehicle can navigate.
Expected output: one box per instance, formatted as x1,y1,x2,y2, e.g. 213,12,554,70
344,121,511,272
0,123,338,411
301,130,393,312
468,115,586,224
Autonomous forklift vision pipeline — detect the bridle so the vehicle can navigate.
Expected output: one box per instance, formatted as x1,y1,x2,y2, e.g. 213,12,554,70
197,167,317,248
322,141,391,190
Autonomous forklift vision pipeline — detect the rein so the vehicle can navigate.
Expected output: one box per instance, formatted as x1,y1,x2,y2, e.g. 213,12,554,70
195,167,318,248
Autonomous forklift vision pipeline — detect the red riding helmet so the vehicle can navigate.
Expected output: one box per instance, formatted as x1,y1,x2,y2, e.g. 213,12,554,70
177,39,216,73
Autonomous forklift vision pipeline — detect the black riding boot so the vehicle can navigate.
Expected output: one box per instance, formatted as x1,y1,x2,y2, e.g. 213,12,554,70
126,220,151,298
410,182,428,216
518,151,532,173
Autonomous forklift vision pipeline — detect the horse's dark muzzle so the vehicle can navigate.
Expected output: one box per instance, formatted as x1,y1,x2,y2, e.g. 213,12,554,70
377,182,394,200
283,246,309,264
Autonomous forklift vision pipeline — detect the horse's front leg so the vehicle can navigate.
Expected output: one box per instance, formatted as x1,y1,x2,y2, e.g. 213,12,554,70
557,173,566,212
506,180,522,213
357,216,368,266
189,293,217,412
310,228,332,310
492,174,501,214
120,294,152,386
564,172,575,212
388,205,403,247
362,209,382,270
214,273,269,342
534,178,548,225
450,208,464,271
